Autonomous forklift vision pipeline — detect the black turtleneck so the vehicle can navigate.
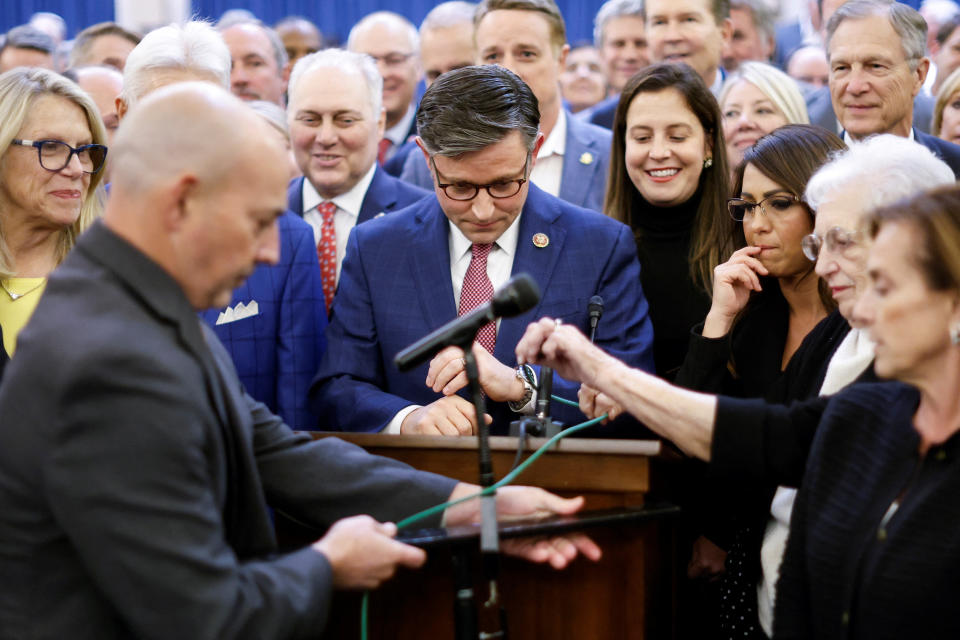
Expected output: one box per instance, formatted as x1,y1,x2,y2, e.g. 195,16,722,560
631,194,712,380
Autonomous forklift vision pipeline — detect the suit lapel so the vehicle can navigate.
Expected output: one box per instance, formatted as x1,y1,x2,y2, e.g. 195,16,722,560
495,187,566,363
358,168,395,224
286,177,304,216
409,199,457,329
560,115,599,208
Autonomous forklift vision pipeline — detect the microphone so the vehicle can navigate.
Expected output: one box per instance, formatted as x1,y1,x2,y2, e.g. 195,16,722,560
588,295,604,343
394,273,541,372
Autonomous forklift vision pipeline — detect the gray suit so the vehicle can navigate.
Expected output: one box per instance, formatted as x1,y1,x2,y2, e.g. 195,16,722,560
400,111,612,212
0,221,456,639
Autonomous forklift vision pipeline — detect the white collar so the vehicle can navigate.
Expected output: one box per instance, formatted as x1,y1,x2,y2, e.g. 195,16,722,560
448,209,522,262
538,108,567,159
842,127,915,146
302,163,378,217
384,103,416,146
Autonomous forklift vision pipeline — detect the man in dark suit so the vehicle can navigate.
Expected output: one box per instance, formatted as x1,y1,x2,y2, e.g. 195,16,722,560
311,65,655,436
118,21,328,429
0,82,597,639
285,48,428,314
810,0,960,175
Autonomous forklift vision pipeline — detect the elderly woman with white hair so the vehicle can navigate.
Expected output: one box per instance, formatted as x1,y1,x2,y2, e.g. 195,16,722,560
719,61,809,174
0,67,107,379
515,134,956,639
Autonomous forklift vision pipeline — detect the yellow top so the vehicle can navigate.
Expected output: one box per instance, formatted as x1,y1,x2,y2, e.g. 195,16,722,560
0,277,47,357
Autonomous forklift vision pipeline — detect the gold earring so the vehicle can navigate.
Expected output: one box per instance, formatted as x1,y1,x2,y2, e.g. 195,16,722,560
703,157,713,169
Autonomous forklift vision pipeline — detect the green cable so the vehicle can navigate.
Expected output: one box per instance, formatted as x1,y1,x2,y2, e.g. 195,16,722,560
360,403,607,639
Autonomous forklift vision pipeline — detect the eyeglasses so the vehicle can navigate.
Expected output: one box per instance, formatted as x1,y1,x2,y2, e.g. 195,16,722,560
801,226,862,261
12,138,107,175
366,52,416,68
432,155,530,201
727,194,803,222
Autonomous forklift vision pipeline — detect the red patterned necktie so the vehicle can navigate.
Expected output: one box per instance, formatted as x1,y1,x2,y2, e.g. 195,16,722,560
317,201,337,313
377,138,391,165
458,243,496,354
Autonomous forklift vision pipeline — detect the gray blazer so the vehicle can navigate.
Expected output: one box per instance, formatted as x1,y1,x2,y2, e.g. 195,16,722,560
0,221,455,639
400,111,612,212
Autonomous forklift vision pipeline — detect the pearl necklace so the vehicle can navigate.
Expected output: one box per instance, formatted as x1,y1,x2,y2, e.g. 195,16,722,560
0,278,45,301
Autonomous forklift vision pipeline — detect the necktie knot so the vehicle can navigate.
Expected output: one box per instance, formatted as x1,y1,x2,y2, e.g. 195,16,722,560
318,201,337,222
471,242,493,263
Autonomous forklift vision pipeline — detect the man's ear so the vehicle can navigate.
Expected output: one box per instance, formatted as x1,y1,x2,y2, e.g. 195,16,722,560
163,174,199,232
116,96,128,121
912,57,931,97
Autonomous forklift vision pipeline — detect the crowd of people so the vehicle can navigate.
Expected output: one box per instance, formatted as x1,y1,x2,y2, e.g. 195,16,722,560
1,0,960,638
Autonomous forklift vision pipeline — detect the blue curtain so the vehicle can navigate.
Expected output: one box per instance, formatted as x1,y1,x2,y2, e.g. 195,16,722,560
1,1,112,38
191,0,607,46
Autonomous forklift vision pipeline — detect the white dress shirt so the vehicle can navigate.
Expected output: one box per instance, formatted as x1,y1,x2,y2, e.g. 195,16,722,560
529,108,566,198
383,103,417,160
384,213,527,434
302,163,377,284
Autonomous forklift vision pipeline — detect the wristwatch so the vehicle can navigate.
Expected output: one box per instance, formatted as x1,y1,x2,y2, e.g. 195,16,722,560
508,365,537,412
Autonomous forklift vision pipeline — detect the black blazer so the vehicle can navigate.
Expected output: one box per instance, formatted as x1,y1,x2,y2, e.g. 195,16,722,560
0,221,456,639
0,324,7,382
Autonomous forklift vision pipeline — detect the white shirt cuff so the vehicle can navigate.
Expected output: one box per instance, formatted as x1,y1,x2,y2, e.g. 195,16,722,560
383,405,422,434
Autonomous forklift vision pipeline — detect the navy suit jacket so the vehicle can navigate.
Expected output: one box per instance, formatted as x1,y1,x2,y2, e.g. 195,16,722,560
914,129,960,177
587,95,620,130
309,184,655,434
287,166,430,225
200,212,326,430
399,113,612,212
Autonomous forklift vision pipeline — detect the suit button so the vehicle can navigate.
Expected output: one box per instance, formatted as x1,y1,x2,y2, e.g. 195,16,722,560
877,528,888,541
842,611,850,626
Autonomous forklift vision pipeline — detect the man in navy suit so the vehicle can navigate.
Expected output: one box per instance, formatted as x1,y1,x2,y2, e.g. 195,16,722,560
285,48,429,315
118,21,328,430
310,65,655,436
403,0,613,213
810,0,960,176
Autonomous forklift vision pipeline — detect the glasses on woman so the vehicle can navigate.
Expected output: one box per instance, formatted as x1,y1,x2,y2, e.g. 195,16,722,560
801,226,862,261
432,155,530,201
12,138,108,175
727,194,803,222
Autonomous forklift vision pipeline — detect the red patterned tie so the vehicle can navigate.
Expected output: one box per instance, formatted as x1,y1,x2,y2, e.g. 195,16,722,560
458,243,496,354
377,138,391,165
317,201,337,313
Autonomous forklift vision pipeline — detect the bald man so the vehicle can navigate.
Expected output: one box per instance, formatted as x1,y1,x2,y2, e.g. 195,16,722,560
0,82,596,638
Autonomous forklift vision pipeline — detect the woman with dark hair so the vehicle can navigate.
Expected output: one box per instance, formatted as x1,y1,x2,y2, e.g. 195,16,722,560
605,62,733,379
674,124,846,638
677,124,844,397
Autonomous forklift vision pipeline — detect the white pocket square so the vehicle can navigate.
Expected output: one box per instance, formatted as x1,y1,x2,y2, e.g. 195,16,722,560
215,300,259,325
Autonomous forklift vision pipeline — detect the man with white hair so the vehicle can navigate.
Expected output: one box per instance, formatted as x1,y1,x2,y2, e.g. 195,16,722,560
348,11,423,166
285,49,429,314
809,0,960,172
0,81,596,638
120,21,327,430
219,20,288,106
394,1,477,179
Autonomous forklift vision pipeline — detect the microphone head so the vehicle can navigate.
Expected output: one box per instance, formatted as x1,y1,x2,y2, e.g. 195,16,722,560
588,295,604,317
492,273,541,318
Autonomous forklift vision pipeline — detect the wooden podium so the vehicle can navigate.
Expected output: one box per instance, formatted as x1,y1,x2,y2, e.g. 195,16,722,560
290,433,681,640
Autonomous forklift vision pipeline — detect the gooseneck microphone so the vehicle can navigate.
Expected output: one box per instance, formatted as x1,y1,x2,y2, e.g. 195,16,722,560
588,295,604,343
394,273,541,372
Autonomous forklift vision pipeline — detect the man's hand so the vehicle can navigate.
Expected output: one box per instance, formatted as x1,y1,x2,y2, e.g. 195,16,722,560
426,344,526,402
578,384,622,423
313,515,426,590
443,484,602,569
515,318,615,387
400,395,491,436
687,535,727,581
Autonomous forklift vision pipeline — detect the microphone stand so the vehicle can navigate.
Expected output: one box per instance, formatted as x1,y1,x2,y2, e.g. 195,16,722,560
462,345,508,640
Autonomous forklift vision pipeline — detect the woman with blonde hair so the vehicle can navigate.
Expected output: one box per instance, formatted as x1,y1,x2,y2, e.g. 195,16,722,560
719,61,809,172
933,65,960,145
0,67,107,376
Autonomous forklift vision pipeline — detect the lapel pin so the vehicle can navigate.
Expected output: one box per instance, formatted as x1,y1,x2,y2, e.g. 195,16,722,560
532,232,550,248
579,152,594,165
375,212,386,218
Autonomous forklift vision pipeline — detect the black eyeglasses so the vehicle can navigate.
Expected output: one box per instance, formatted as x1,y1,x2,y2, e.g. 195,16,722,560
727,194,803,222
11,138,108,175
801,226,862,261
432,155,530,201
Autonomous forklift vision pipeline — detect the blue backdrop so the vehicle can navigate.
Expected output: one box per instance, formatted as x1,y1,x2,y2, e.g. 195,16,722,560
3,1,610,44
